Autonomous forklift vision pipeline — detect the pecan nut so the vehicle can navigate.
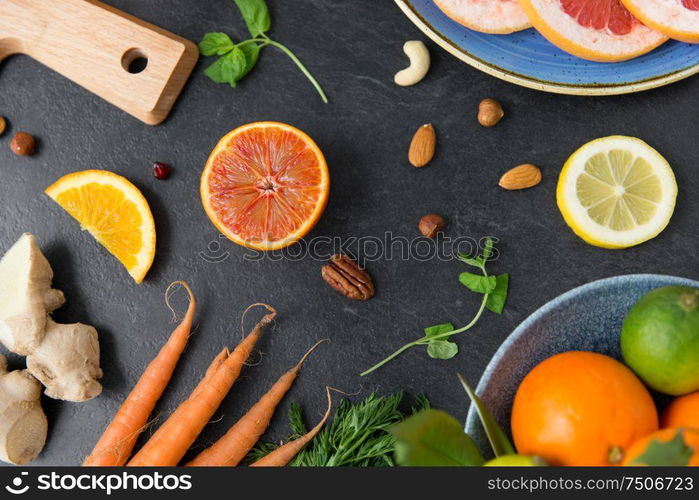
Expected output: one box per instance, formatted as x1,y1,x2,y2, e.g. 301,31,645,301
321,254,375,301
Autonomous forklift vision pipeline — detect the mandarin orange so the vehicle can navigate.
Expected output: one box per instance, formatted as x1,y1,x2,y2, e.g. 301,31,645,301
623,428,699,466
511,351,658,466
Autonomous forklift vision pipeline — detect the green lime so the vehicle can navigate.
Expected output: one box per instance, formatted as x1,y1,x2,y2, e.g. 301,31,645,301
621,286,699,396
484,455,547,466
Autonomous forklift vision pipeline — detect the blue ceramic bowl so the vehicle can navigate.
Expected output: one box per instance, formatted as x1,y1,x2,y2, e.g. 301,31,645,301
464,274,699,457
396,0,699,95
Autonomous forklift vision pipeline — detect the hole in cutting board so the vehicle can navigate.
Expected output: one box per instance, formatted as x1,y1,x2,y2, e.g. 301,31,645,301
121,48,149,74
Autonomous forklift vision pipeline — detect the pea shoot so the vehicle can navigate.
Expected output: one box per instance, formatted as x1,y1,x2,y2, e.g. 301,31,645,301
360,237,509,376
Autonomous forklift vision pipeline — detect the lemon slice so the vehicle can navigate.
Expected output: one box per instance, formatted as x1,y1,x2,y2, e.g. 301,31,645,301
46,170,156,283
557,136,677,249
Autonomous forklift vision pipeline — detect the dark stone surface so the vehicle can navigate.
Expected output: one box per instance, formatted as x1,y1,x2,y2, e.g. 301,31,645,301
0,0,697,466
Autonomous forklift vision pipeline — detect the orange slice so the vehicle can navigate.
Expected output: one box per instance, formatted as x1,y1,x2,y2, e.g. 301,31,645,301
45,170,156,284
518,0,668,61
201,122,330,251
435,0,532,34
621,0,699,43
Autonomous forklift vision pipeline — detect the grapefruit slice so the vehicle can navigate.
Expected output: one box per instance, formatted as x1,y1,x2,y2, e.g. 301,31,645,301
201,122,330,251
621,0,699,43
435,0,532,34
518,0,668,61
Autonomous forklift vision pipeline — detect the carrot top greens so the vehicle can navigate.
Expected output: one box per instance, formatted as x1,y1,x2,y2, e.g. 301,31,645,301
246,393,429,467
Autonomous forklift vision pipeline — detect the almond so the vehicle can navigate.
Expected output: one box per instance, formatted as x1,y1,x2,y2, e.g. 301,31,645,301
499,164,542,190
408,123,436,168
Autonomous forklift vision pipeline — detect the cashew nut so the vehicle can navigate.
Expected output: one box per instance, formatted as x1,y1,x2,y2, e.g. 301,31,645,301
394,41,430,87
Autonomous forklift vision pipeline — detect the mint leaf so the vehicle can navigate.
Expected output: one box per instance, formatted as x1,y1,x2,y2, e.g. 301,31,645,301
199,32,235,56
391,410,484,466
632,432,694,466
424,323,454,338
427,340,458,360
204,47,248,87
459,272,496,294
485,274,509,314
457,253,483,269
233,0,271,37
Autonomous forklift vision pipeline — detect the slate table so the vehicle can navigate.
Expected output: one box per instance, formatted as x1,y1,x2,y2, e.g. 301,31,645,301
0,0,697,466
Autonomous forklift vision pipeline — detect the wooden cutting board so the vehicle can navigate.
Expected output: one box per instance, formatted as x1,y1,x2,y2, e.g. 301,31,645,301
0,0,199,125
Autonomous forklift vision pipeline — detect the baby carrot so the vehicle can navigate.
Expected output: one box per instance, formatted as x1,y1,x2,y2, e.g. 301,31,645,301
186,340,326,466
127,304,277,467
250,387,333,467
83,282,196,466
191,348,229,396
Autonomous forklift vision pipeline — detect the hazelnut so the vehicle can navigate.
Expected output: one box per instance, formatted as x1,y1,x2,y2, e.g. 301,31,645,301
419,214,445,238
0,116,6,136
478,98,504,127
10,132,36,156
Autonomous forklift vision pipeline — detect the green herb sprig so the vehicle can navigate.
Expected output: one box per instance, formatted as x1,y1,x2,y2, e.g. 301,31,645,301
360,237,509,376
246,393,429,467
199,0,328,103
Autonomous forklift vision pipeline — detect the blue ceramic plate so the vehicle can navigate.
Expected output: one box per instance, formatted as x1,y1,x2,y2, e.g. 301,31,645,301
396,0,699,95
464,274,699,457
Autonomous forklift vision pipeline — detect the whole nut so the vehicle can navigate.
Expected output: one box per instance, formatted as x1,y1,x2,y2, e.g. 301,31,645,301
499,164,542,190
478,98,504,127
394,40,430,87
408,123,436,168
0,116,6,136
10,132,36,156
419,214,445,238
321,254,375,301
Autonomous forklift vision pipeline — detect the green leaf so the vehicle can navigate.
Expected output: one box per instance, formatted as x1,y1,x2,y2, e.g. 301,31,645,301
391,409,484,466
457,253,483,269
459,272,496,294
485,274,509,314
632,432,694,466
199,32,235,56
457,373,514,457
481,237,494,260
238,42,262,79
233,0,271,37
427,340,458,360
424,323,454,338
203,46,248,87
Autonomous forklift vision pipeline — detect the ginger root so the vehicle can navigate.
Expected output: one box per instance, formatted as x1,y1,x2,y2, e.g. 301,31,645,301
27,320,103,402
0,355,48,465
0,233,102,402
0,233,65,354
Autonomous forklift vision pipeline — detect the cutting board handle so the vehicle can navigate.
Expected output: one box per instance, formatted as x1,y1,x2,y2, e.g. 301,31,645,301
0,0,198,125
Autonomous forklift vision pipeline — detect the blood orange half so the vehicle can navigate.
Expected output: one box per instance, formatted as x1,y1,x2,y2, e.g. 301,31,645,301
435,0,532,34
201,122,330,251
518,0,668,61
621,0,699,43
